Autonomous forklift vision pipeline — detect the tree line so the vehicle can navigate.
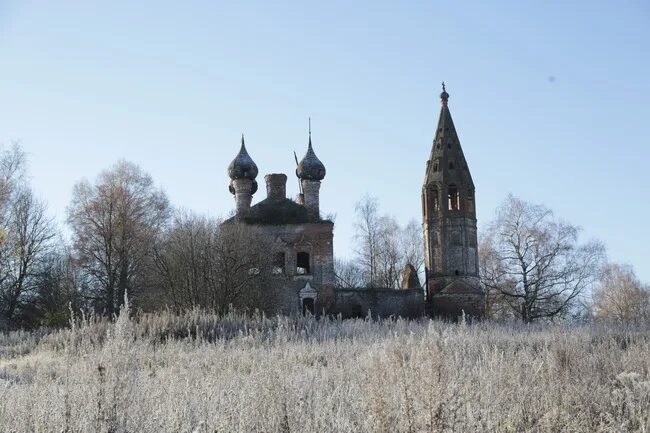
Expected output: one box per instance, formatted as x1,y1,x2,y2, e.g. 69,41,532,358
0,144,279,329
1,142,648,328
337,194,650,324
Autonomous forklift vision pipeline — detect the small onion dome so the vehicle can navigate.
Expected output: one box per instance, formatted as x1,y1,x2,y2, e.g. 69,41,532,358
228,135,258,180
440,81,449,103
296,136,326,181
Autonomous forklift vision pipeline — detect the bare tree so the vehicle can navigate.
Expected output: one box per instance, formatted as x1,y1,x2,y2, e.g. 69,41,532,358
592,263,650,324
0,188,57,325
0,143,27,245
0,144,59,327
401,219,424,282
354,195,382,287
334,257,363,288
153,212,279,313
67,160,170,316
480,195,605,323
353,196,425,289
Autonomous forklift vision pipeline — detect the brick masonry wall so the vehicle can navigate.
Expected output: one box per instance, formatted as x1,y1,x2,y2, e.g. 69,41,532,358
326,288,425,319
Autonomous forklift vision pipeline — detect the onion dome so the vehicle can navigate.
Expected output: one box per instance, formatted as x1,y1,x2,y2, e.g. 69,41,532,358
228,134,258,180
296,129,326,181
440,81,449,105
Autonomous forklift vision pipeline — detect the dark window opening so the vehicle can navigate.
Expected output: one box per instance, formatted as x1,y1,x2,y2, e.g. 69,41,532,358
431,189,439,211
467,190,475,215
433,162,438,172
302,298,315,315
454,270,460,276
297,252,310,274
447,142,452,149
448,186,460,210
449,161,455,170
273,252,286,274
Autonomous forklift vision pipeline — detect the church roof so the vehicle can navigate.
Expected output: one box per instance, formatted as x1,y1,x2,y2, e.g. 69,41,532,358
423,84,474,190
223,197,332,225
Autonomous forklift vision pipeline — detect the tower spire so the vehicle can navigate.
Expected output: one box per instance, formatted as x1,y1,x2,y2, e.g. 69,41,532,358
308,117,312,147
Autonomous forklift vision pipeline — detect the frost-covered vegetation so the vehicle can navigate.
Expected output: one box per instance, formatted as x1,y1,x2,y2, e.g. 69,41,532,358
1,308,649,433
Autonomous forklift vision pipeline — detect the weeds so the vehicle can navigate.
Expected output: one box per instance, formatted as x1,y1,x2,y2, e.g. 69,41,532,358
0,308,649,432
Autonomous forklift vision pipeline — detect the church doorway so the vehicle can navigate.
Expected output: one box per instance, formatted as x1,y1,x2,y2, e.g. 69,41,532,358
302,298,315,315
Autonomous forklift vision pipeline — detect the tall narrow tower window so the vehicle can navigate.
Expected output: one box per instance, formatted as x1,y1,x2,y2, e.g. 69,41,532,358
430,188,439,211
467,190,475,215
297,252,310,274
448,185,460,210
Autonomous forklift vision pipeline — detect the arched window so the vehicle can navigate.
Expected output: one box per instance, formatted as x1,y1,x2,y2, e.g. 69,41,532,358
449,161,455,170
297,252,310,274
430,188,439,211
448,185,459,210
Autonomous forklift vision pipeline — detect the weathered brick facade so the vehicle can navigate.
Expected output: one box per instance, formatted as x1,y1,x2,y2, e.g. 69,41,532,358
422,84,485,319
224,90,486,320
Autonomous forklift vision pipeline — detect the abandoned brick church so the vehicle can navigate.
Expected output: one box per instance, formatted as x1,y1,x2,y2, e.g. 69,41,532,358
224,85,484,318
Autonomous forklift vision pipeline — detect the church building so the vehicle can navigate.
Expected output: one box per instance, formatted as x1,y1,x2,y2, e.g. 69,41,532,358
222,84,484,319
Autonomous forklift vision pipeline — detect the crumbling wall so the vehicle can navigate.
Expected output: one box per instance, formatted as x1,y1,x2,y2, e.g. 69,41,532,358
327,288,424,319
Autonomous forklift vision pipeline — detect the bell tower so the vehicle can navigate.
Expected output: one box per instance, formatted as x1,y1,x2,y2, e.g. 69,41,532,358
422,84,484,318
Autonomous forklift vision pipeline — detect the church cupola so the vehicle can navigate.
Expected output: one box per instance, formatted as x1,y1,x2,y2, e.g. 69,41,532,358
228,135,258,216
228,134,258,180
297,120,325,219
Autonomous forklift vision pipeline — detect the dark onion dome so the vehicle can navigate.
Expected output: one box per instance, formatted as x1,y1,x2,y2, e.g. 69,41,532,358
440,81,449,103
228,135,258,180
296,135,326,181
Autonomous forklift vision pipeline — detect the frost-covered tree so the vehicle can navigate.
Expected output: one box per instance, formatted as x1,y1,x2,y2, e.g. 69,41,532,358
480,195,605,322
67,160,170,315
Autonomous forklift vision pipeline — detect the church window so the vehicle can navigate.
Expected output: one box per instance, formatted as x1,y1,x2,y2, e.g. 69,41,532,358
448,185,460,210
273,252,286,274
448,141,452,149
433,162,438,172
431,188,439,211
467,190,475,215
297,252,310,274
449,161,455,170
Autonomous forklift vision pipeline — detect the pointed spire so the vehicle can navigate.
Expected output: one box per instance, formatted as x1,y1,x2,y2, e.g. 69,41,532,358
440,81,449,106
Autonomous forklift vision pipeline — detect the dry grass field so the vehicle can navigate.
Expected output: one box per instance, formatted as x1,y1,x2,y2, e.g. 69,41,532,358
1,307,649,433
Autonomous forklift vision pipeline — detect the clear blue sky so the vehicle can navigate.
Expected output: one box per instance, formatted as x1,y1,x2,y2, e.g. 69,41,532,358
1,1,649,280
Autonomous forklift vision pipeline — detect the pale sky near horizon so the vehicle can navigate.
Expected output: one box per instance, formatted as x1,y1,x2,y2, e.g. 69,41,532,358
1,1,649,280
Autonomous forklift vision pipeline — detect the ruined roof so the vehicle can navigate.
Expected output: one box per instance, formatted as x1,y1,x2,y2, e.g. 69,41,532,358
223,197,332,225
